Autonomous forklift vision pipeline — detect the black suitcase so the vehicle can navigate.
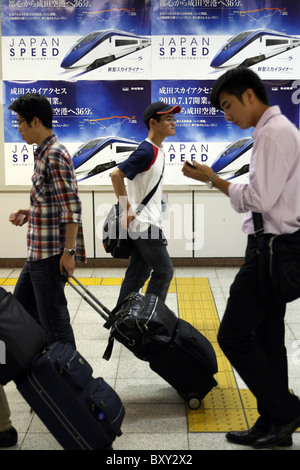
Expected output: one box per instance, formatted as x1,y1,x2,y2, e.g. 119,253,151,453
0,287,47,385
15,342,125,450
67,276,218,409
149,318,218,409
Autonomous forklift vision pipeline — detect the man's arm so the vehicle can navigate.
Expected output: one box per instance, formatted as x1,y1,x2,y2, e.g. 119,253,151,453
59,222,79,277
110,167,135,229
110,167,128,204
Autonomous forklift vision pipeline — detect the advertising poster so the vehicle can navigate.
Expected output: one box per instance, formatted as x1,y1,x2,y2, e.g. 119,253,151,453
151,78,300,185
4,80,151,185
1,0,300,186
152,0,300,80
1,0,152,80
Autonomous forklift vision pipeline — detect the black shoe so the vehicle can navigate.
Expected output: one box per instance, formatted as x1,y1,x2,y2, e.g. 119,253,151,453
253,415,300,449
226,424,293,447
0,427,18,448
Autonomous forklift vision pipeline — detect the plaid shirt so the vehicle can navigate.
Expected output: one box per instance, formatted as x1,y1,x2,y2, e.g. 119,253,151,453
27,134,86,262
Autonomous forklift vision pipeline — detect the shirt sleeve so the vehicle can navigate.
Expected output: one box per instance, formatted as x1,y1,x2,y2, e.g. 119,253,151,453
47,144,82,225
118,140,156,180
229,133,290,214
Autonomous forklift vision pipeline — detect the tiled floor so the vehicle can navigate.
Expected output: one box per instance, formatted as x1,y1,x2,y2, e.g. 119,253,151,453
1,266,300,451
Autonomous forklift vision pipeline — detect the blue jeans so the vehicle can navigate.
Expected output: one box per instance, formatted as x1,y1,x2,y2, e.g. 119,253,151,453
117,225,173,305
14,254,76,348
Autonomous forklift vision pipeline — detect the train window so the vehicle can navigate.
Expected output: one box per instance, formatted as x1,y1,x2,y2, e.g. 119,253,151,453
266,39,288,46
73,138,111,159
219,138,251,158
228,138,251,150
115,39,139,47
229,31,254,43
79,32,105,44
116,146,138,153
88,161,117,177
223,31,258,51
81,138,106,149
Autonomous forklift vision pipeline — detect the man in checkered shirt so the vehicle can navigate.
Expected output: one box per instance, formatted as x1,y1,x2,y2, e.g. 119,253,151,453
8,93,86,348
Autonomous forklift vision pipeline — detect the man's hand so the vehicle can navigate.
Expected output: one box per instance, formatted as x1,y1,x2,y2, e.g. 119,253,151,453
121,206,135,230
59,252,75,278
182,161,214,182
9,209,29,226
182,161,230,196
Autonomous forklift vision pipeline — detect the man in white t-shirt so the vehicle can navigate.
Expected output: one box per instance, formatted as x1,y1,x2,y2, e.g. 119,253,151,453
111,102,181,305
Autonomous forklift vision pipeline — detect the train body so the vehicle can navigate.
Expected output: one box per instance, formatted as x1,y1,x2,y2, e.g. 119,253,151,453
61,29,151,70
72,136,139,182
211,137,254,180
211,29,300,68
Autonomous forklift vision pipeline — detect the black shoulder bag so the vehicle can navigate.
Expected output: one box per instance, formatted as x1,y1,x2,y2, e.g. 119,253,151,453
253,212,300,304
103,167,164,259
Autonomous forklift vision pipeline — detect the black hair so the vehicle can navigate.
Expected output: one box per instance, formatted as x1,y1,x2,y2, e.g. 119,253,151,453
144,113,162,130
9,93,53,129
210,66,270,110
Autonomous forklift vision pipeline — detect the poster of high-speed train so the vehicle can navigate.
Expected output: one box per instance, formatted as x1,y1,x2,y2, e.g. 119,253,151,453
210,29,300,69
61,29,151,71
211,137,254,182
72,136,139,183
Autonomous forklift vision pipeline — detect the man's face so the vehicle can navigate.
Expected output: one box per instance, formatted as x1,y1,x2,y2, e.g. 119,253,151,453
219,90,254,129
155,112,177,137
16,114,36,145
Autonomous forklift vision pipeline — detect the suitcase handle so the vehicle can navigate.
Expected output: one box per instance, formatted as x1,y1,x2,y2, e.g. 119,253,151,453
65,274,113,322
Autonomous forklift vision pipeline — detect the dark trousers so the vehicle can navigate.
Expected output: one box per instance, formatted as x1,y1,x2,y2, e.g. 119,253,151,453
14,254,76,348
218,235,300,426
117,225,173,305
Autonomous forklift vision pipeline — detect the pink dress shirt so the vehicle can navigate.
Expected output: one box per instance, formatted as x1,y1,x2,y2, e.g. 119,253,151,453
228,105,300,235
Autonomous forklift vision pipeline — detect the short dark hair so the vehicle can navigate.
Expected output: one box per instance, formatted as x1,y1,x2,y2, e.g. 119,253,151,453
9,93,53,129
144,113,162,130
210,66,270,110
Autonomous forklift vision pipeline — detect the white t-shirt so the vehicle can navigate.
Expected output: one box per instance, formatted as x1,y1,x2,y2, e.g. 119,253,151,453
117,138,165,232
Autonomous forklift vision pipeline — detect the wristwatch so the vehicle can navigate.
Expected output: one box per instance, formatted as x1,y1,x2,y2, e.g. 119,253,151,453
205,173,217,189
64,247,76,256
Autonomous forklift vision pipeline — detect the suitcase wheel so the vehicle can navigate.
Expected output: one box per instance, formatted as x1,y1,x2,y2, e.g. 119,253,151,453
187,396,202,410
178,392,202,410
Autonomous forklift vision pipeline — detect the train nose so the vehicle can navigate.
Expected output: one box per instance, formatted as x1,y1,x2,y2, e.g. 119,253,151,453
61,53,74,68
210,52,223,68
61,44,82,68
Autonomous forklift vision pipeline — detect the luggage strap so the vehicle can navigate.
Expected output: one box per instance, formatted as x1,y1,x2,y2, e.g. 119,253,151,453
102,336,115,361
135,163,164,215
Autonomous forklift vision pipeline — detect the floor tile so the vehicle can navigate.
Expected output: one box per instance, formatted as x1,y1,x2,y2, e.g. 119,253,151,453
1,267,300,451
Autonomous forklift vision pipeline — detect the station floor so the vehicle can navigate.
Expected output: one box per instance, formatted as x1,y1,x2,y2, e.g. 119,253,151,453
1,265,300,451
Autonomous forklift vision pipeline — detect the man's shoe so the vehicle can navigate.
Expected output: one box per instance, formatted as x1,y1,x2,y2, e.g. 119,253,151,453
253,416,300,449
226,424,293,447
0,427,18,448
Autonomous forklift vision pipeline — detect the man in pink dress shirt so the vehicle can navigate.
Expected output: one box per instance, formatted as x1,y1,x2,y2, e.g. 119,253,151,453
182,67,300,449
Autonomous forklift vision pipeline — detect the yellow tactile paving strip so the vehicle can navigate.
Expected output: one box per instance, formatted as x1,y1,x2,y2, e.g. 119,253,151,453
1,276,298,433
175,278,300,433
175,278,258,432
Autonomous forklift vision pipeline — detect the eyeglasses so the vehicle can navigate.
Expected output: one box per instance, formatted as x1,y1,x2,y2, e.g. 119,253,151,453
16,119,26,127
161,117,177,123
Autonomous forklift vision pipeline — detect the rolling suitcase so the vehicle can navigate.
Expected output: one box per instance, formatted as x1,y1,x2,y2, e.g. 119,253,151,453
15,341,125,450
0,287,47,385
67,276,218,409
149,318,218,409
